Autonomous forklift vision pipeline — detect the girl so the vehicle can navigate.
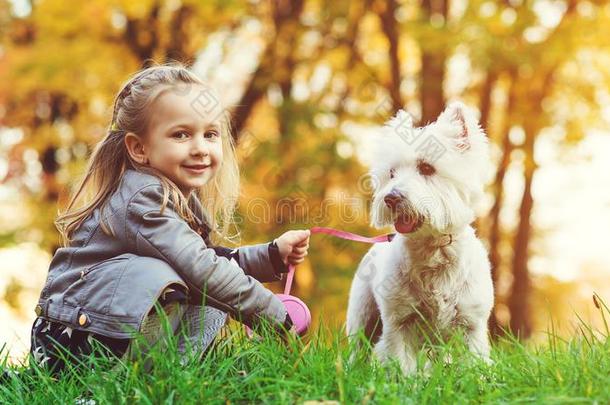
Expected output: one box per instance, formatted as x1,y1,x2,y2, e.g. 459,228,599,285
30,64,310,375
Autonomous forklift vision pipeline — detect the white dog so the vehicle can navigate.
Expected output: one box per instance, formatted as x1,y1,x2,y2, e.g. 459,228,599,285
346,102,494,374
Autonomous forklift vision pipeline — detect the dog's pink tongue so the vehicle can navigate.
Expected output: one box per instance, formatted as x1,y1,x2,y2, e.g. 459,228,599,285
395,216,417,233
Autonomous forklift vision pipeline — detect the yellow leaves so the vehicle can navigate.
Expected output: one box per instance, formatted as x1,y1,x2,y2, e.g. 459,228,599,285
294,260,314,295
34,0,114,39
116,0,158,20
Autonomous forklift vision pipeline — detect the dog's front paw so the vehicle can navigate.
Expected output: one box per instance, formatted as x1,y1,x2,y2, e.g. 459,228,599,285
374,340,418,375
398,358,418,376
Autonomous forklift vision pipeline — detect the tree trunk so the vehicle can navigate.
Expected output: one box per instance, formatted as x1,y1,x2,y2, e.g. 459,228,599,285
231,0,304,142
419,0,447,125
166,5,197,63
487,70,516,338
376,0,402,111
507,71,553,339
478,70,497,134
123,1,161,65
472,70,498,238
507,125,535,339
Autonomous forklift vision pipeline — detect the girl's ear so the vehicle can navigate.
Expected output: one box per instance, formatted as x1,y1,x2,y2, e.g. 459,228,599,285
124,132,149,164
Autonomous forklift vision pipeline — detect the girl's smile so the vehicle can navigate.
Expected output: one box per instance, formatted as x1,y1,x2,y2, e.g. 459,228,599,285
182,164,211,174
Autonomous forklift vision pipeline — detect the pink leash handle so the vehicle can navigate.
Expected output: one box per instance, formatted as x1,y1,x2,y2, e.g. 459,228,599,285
282,227,395,295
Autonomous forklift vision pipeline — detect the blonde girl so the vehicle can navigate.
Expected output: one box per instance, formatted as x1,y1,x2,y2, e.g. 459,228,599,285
30,64,310,375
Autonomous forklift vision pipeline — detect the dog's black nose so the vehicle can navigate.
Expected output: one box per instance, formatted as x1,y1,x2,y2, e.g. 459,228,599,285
384,189,404,210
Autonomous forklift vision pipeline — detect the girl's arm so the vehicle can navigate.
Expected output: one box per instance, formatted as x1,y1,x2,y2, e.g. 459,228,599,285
213,229,312,282
212,244,288,282
125,184,288,330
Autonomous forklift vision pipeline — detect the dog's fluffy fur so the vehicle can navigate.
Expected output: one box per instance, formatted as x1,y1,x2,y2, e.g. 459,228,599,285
346,102,494,374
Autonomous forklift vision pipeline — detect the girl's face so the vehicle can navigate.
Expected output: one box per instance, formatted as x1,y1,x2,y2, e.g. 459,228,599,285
126,85,224,196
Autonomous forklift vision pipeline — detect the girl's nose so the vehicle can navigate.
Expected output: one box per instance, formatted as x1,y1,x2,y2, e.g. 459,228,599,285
191,135,210,156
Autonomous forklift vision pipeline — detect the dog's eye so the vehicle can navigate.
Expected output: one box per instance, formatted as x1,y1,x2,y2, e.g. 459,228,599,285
389,168,396,179
417,161,435,176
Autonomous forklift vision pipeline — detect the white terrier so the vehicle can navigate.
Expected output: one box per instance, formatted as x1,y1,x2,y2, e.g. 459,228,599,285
346,102,494,374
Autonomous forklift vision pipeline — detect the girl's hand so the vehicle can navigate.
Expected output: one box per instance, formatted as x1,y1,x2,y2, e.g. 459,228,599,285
274,230,310,266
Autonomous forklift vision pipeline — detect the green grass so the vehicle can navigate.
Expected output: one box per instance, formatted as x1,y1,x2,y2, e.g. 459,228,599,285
2,298,609,404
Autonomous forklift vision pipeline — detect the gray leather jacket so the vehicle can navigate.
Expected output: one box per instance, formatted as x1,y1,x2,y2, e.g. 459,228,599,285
34,169,288,339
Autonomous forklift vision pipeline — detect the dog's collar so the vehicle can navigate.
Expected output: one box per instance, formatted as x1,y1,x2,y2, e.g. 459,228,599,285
393,232,454,247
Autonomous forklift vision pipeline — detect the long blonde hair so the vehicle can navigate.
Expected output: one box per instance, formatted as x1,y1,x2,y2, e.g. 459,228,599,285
56,64,240,247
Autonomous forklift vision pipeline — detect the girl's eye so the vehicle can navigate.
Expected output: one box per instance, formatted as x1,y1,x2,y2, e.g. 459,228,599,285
172,131,189,140
390,168,396,179
417,161,436,176
204,130,219,139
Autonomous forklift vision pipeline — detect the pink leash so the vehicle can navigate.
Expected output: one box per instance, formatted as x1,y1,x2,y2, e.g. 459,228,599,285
277,227,395,335
283,227,395,294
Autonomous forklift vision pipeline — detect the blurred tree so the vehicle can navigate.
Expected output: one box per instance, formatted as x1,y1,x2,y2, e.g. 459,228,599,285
418,0,449,124
496,0,609,338
231,0,304,139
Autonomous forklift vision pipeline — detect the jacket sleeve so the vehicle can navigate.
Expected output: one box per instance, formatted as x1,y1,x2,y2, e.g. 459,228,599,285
211,243,288,283
125,184,287,328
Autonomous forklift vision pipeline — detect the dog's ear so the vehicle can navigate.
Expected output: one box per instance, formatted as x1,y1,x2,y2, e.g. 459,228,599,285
437,101,478,152
386,109,414,132
384,109,418,148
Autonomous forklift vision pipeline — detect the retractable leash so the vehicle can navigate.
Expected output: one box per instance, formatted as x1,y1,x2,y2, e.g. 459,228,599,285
273,226,396,336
